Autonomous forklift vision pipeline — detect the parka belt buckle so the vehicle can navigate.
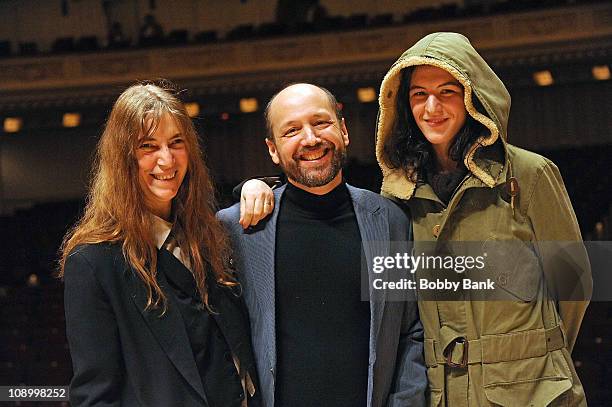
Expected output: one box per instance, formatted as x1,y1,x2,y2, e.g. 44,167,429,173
444,337,469,368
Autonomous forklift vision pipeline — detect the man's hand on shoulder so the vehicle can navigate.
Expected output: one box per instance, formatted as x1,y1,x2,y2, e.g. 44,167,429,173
239,179,275,229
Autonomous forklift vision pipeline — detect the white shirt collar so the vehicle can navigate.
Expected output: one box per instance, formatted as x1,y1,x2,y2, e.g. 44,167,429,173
150,214,173,250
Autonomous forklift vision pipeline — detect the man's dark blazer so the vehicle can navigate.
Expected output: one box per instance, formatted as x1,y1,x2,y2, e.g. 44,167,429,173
63,242,258,407
218,184,427,407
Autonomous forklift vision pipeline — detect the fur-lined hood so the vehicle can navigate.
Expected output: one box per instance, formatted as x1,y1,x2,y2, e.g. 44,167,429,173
376,32,511,200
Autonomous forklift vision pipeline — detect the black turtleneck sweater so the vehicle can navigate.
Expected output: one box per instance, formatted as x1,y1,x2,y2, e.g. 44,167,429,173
274,182,370,407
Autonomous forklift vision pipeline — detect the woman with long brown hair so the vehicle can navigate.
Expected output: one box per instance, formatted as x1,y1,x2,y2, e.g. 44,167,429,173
59,82,258,407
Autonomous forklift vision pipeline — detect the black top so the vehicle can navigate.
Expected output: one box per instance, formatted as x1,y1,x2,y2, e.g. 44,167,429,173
274,182,370,407
428,164,468,205
161,251,245,407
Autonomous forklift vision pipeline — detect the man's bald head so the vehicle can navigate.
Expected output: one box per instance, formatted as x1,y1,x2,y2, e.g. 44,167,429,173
264,83,342,140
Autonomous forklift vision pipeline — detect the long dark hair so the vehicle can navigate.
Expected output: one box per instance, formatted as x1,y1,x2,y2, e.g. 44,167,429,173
383,67,488,181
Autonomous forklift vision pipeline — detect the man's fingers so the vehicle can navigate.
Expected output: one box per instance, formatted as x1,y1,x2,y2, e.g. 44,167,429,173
241,210,253,229
249,198,274,226
240,194,256,229
252,197,264,223
262,189,274,217
239,195,246,225
239,179,275,228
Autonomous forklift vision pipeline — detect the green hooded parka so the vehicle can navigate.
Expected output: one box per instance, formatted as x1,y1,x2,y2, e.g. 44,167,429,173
375,32,592,407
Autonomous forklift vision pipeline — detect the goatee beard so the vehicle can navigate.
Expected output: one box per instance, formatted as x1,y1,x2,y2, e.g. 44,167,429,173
279,142,346,188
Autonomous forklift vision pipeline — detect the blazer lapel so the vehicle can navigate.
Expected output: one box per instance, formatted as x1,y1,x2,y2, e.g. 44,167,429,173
241,185,285,375
347,185,389,363
127,250,207,404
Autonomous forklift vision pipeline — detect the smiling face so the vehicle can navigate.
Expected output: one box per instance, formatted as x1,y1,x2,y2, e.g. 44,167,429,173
409,65,467,161
135,112,188,220
266,84,349,195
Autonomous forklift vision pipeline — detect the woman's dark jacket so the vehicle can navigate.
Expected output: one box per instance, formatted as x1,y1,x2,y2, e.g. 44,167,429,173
63,242,258,407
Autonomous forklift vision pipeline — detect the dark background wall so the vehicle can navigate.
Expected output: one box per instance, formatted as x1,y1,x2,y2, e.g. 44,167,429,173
0,1,610,406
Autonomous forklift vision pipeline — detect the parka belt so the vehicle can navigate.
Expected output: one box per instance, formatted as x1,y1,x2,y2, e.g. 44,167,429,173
424,326,565,368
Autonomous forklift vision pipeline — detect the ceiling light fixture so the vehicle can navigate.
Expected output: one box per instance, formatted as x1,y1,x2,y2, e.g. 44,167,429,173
533,70,554,86
240,98,258,113
4,117,22,133
63,112,81,128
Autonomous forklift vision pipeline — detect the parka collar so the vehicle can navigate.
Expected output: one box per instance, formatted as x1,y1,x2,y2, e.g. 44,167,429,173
376,32,511,200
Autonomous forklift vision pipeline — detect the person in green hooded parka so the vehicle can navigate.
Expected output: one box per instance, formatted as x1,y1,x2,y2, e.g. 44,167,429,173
375,32,592,407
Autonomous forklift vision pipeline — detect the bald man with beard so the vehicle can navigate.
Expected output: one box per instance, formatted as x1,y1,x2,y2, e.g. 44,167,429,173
218,83,426,407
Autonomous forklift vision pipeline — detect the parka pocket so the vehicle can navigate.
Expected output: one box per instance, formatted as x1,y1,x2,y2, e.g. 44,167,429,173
482,350,572,406
482,238,541,301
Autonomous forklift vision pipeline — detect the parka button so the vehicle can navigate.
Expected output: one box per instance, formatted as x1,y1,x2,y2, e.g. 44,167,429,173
432,224,441,238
